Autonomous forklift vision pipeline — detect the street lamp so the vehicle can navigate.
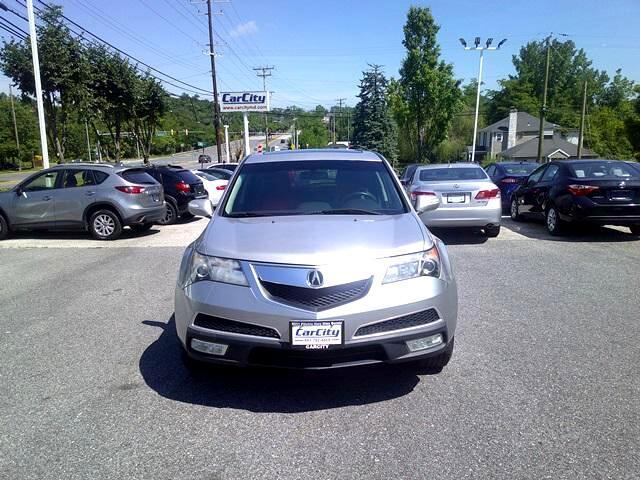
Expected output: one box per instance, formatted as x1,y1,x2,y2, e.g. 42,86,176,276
460,36,507,163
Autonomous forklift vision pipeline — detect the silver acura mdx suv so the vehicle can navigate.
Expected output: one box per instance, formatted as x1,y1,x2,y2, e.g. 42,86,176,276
0,163,165,241
175,150,458,370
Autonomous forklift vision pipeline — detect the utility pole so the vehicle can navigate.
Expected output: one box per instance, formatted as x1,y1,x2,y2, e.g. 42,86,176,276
577,80,588,159
26,0,49,168
336,98,346,142
537,35,552,163
254,65,274,149
9,84,21,171
84,119,92,162
206,0,223,162
460,37,507,163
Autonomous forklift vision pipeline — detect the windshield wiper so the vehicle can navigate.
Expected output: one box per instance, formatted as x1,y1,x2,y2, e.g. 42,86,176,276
226,212,273,218
317,208,382,215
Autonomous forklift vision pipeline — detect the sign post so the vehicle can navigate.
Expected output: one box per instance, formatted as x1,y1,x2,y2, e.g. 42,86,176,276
220,91,270,157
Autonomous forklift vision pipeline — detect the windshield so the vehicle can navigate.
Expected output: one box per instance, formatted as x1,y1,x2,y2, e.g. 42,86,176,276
569,161,640,179
419,167,488,182
503,164,538,175
223,160,407,217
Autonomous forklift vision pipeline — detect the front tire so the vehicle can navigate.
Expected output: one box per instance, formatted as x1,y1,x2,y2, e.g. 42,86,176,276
0,214,9,240
89,209,122,240
414,337,454,372
545,205,565,236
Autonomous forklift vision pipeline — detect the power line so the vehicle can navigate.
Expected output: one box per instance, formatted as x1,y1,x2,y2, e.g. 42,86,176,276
24,0,214,96
0,20,26,39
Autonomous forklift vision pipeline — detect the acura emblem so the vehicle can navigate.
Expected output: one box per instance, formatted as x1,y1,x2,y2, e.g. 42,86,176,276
307,269,324,288
453,184,460,189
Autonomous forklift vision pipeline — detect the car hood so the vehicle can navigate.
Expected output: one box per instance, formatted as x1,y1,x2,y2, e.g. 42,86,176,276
198,213,430,265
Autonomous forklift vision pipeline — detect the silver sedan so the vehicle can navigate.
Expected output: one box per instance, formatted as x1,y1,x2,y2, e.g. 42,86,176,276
406,163,502,237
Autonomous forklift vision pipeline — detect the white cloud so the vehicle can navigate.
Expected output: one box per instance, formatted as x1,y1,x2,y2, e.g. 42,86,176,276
230,20,258,38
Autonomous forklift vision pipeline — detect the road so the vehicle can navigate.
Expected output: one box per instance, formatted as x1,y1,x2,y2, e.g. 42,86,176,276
1,219,639,479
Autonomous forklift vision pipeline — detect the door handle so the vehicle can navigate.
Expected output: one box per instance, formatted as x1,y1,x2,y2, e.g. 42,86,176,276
85,191,96,197
42,195,51,201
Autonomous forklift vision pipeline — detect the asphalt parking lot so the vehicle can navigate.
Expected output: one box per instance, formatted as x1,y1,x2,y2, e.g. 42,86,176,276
1,218,639,479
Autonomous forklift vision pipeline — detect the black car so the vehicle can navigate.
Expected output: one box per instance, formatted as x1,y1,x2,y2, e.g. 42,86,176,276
485,161,538,208
398,163,420,187
510,159,640,236
198,154,212,164
145,165,207,224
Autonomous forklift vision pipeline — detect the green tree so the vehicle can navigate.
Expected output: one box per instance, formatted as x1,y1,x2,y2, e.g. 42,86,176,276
0,6,88,162
394,6,462,161
0,93,39,166
131,73,167,163
486,38,609,126
351,64,397,161
86,45,137,161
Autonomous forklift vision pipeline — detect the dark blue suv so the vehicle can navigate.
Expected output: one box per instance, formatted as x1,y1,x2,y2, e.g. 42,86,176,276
145,165,207,224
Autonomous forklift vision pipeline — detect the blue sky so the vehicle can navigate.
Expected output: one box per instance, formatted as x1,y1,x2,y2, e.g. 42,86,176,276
1,0,640,109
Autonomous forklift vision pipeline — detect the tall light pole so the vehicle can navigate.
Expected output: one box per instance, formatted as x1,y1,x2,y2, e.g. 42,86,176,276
26,0,49,168
460,37,506,163
223,124,230,162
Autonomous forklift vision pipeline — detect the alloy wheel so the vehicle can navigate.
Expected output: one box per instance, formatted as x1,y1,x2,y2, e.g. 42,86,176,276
94,214,115,237
547,208,557,232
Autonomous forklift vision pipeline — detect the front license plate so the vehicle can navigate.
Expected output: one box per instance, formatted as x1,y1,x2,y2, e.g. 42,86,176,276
290,321,344,348
447,193,466,203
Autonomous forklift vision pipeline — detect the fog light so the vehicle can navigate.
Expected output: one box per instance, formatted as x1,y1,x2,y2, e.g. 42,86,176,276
406,333,443,352
191,338,228,356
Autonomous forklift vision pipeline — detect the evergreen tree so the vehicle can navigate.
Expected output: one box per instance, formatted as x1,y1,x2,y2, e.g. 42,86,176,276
352,64,397,162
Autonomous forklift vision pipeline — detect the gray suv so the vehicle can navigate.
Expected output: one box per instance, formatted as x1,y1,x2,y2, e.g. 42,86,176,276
176,149,458,370
0,163,165,241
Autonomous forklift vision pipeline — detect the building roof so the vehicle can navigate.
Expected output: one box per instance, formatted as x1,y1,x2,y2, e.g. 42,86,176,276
500,134,596,159
479,111,556,134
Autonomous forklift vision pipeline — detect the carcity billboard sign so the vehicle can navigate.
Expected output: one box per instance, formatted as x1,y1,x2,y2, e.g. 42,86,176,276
219,91,270,112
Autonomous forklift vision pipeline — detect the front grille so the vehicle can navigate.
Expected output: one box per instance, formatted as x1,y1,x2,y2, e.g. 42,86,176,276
354,308,440,337
248,344,386,368
193,314,280,339
260,278,371,311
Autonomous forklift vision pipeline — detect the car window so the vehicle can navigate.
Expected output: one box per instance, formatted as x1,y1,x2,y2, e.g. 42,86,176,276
418,167,488,181
21,171,60,191
541,164,560,182
503,163,538,175
486,165,496,177
527,165,546,184
176,170,201,184
569,161,640,179
93,171,109,184
195,171,217,181
119,169,157,184
202,169,231,180
62,169,97,188
223,160,407,216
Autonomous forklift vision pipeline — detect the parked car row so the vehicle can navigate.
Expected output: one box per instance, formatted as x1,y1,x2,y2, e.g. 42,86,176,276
0,161,232,241
399,159,640,238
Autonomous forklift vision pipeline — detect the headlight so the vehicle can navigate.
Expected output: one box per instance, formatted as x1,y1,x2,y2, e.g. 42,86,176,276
184,251,249,287
383,247,441,284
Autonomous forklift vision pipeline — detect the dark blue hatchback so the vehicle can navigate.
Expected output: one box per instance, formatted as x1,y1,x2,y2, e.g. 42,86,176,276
485,162,538,208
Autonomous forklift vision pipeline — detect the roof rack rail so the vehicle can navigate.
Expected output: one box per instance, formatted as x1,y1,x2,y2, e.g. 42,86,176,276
51,162,115,168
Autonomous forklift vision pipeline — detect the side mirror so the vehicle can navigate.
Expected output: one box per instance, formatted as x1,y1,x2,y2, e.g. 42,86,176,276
15,187,24,197
414,192,440,214
187,198,213,218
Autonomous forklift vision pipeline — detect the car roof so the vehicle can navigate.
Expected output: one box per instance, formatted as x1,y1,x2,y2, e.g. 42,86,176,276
416,162,483,170
244,149,382,164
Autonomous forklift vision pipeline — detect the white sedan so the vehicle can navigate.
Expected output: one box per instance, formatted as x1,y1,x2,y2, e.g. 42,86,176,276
191,170,228,207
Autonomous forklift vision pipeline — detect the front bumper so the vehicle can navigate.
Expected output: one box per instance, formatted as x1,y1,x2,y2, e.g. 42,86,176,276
419,200,502,228
175,247,457,369
184,325,451,369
